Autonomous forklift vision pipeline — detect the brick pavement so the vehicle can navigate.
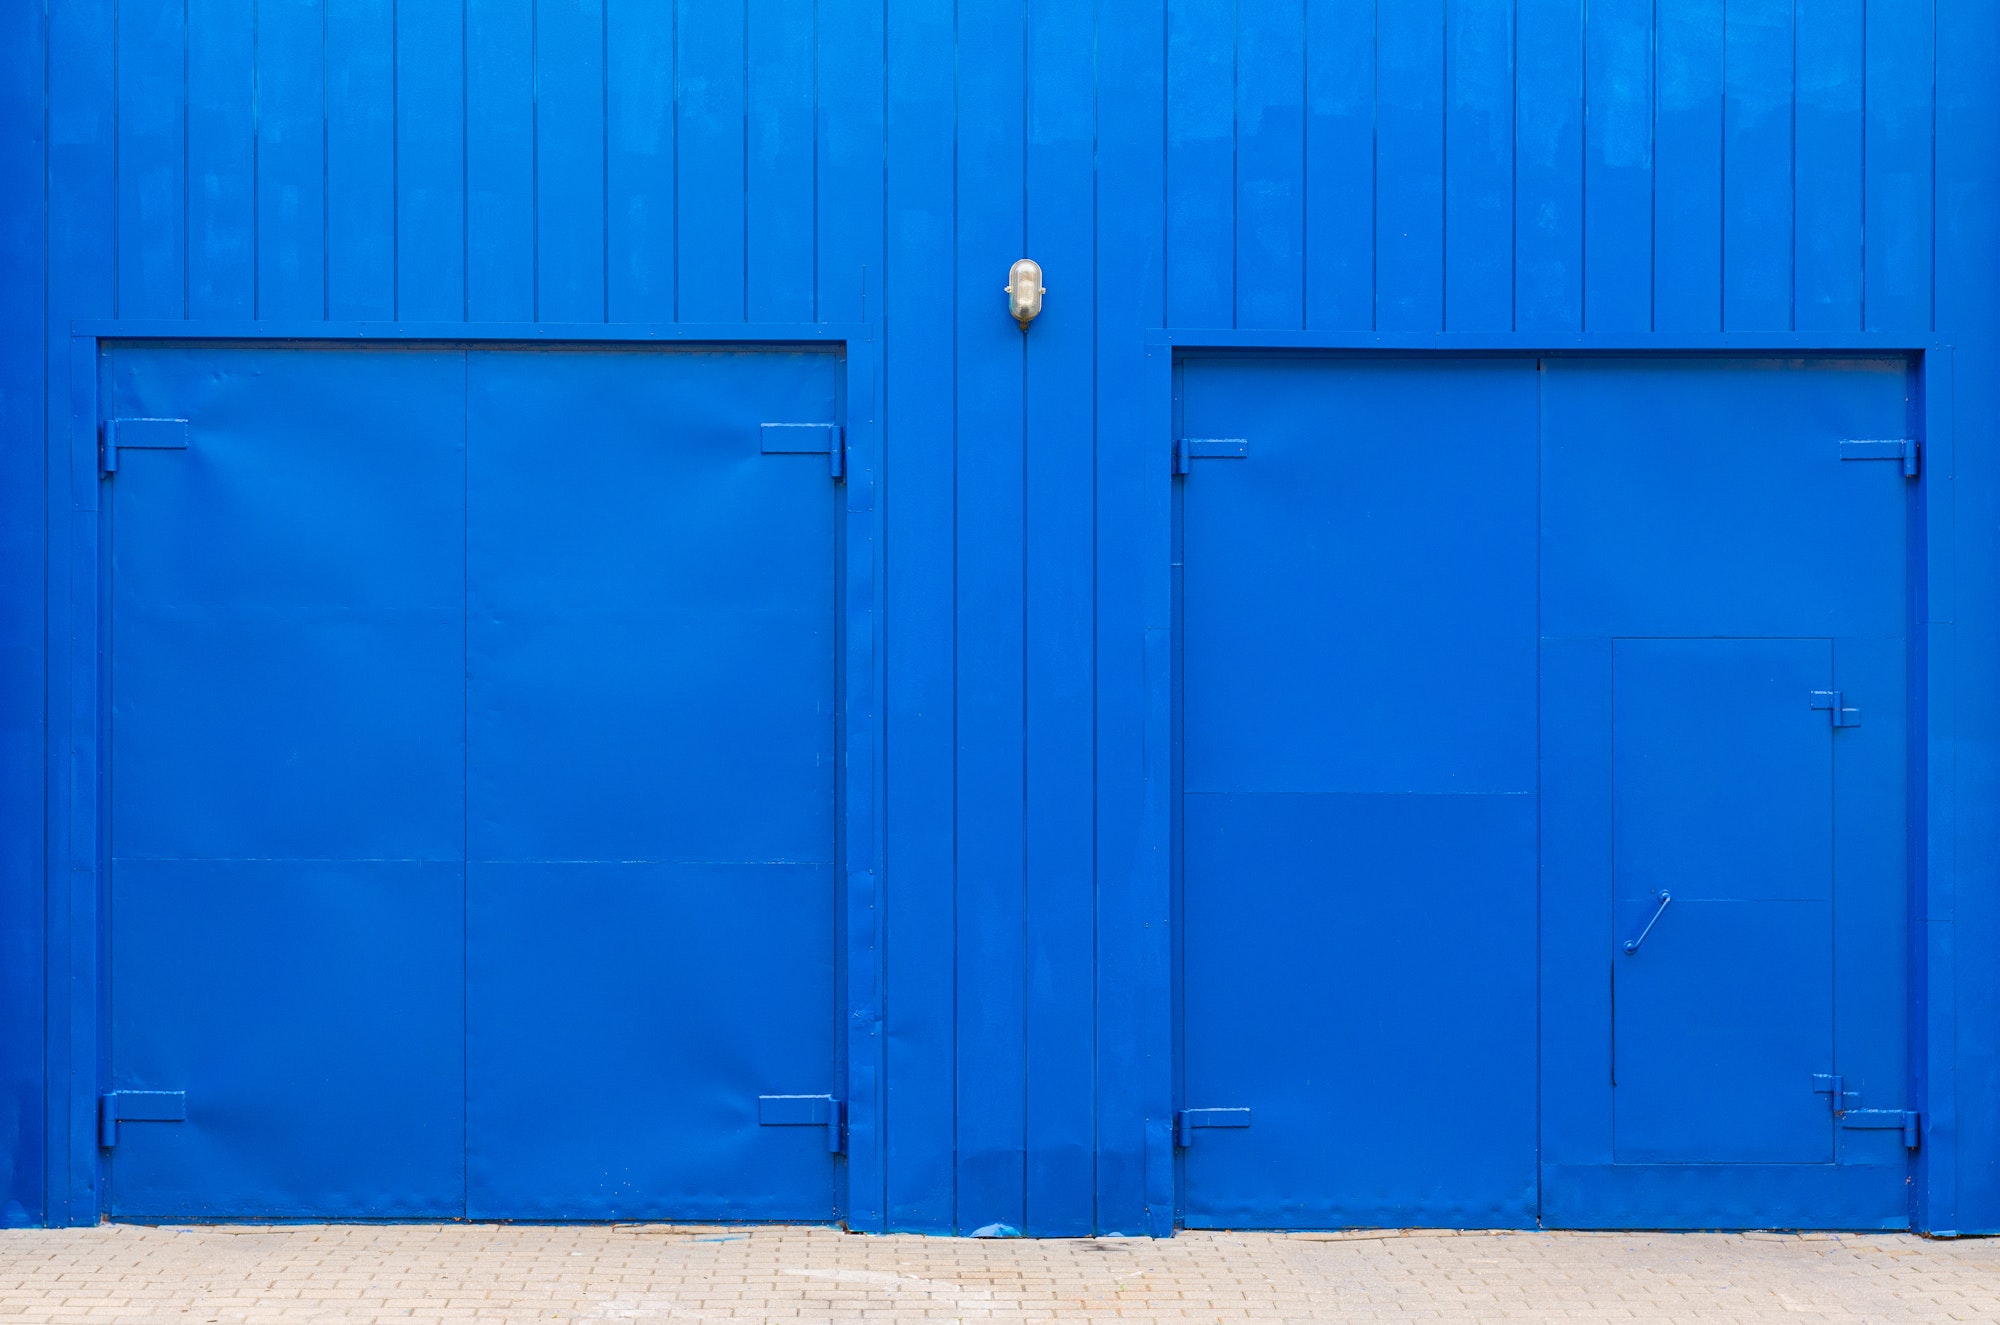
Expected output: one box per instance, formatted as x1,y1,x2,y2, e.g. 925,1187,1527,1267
3,1223,1998,1324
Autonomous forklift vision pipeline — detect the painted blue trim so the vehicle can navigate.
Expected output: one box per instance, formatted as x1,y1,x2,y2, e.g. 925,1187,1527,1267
47,326,885,1230
1916,348,1958,1234
1150,330,1947,354
74,320,870,344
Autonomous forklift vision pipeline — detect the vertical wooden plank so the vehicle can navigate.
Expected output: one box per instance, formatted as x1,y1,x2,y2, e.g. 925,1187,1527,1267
1721,0,1793,330
605,0,674,321
1304,0,1373,329
466,0,534,321
814,0,880,324
1932,0,1998,1232
675,0,746,322
819,0,885,1225
116,0,187,318
1166,0,1234,328
187,0,256,318
0,0,47,1227
746,0,813,322
1863,0,1934,333
955,0,1027,1237
1793,0,1862,331
535,0,605,321
1582,0,1651,331
1376,0,1444,331
1096,0,1169,1237
1515,0,1582,332
881,0,956,1232
1444,0,1513,331
325,0,394,319
1024,0,1097,1237
256,0,327,319
397,0,466,319
45,0,114,1226
1653,0,1722,332
1235,0,1304,329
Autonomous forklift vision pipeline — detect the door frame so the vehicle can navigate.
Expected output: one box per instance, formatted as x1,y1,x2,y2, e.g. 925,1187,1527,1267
47,321,886,1229
1113,331,1954,1234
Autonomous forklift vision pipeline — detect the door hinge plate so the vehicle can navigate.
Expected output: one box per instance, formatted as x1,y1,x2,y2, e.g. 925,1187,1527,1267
1815,1076,1919,1149
1173,437,1250,476
101,418,189,475
758,1093,845,1154
1175,1107,1251,1148
1810,690,1861,728
1839,437,1920,478
99,1090,185,1148
761,423,846,480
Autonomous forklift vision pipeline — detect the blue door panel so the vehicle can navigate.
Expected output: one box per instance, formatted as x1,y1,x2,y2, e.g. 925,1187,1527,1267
1541,357,1908,640
1831,635,1912,1170
104,344,468,1218
107,861,465,1218
464,349,839,865
107,347,467,863
1180,792,1537,1228
463,348,841,1219
1613,638,1835,906
1178,356,1539,1228
1613,898,1835,1164
466,863,837,1220
1542,1162,1912,1231
1180,356,1539,795
104,344,842,1221
1541,357,1911,1228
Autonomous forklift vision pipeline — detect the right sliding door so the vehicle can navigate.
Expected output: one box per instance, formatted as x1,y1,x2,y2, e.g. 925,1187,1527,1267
1540,357,1916,1229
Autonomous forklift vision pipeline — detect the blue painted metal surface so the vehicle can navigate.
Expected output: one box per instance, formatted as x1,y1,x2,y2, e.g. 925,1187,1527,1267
1540,357,1914,1229
1176,356,1541,1229
99,344,848,1220
4,0,2000,1238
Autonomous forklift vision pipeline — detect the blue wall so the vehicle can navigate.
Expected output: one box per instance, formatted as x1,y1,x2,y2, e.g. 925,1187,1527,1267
5,0,2000,1233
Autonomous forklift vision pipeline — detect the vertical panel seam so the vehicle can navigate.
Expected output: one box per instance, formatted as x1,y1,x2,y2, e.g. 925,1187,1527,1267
600,0,608,322
392,0,400,320
1649,0,1658,333
944,0,960,1232
182,0,190,318
112,0,121,319
252,0,260,317
530,0,539,321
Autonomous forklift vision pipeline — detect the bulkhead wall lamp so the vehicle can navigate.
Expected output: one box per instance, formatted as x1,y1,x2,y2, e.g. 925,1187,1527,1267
1007,259,1045,330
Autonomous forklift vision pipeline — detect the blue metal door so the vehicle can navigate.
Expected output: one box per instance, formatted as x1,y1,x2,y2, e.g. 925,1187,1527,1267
463,349,842,1220
102,345,844,1220
1175,356,1541,1228
1541,358,1912,1229
103,346,468,1217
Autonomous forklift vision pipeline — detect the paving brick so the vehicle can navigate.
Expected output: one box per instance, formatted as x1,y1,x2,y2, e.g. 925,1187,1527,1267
3,1226,1999,1323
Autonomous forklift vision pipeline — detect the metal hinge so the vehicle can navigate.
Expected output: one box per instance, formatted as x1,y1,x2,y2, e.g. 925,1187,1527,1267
101,418,190,475
761,423,846,480
1810,691,1861,728
1814,1075,1919,1149
1174,1107,1251,1148
1172,437,1250,476
1839,437,1920,478
99,1090,185,1148
758,1094,845,1154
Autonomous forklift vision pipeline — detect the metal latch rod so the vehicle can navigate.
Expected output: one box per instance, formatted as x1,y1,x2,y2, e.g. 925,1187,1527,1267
1621,890,1672,956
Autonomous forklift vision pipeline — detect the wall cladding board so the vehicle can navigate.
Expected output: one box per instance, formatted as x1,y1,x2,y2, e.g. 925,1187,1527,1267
7,0,1999,1235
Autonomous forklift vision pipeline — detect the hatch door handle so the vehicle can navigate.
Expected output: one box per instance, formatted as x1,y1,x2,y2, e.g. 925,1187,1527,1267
1621,890,1672,956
